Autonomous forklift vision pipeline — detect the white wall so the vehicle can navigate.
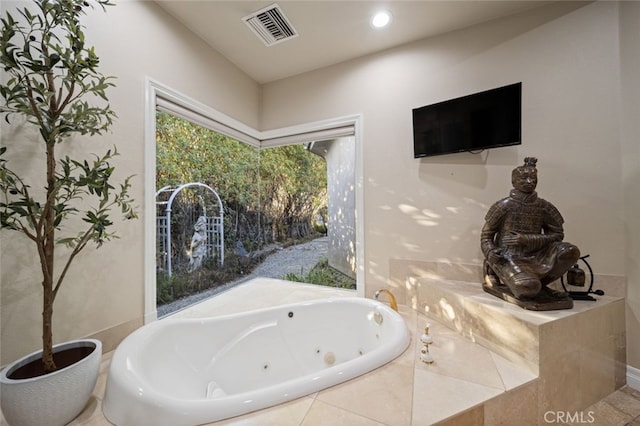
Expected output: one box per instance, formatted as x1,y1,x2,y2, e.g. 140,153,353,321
620,1,640,375
0,1,260,365
326,137,357,278
263,1,624,280
261,1,634,361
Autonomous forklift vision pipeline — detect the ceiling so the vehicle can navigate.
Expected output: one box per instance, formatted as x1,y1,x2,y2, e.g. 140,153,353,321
155,1,554,84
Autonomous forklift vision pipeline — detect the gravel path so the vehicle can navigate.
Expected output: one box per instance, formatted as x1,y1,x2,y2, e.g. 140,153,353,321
158,237,328,317
248,236,327,278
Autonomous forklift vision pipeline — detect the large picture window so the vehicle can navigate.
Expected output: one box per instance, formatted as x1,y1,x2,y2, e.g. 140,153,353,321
144,79,363,322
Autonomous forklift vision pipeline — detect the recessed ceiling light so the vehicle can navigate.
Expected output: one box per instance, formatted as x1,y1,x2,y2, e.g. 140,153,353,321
371,10,392,28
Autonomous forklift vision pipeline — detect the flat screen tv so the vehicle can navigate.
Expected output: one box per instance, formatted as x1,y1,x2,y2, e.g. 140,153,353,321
413,82,522,158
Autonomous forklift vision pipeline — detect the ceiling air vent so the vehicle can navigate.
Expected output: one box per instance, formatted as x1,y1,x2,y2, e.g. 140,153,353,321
243,3,298,47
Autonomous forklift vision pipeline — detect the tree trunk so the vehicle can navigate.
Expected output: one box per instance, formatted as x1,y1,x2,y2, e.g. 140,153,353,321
42,278,56,372
41,139,57,372
39,211,56,372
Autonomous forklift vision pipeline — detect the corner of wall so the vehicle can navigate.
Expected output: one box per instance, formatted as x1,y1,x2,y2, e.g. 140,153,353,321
628,365,640,391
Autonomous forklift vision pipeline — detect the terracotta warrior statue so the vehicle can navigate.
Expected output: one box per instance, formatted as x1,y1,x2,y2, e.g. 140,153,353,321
480,157,580,310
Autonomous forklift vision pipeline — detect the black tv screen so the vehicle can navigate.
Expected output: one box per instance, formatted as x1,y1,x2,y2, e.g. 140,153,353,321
413,82,522,158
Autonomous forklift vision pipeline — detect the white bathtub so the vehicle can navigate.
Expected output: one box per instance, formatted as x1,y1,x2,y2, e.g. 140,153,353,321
103,297,409,425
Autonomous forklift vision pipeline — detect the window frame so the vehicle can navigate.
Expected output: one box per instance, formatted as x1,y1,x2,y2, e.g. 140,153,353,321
144,78,364,322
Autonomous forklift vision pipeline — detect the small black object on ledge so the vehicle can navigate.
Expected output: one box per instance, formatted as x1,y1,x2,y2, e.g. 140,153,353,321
560,254,605,301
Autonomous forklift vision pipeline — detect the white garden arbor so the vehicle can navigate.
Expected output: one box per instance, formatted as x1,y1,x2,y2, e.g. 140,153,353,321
156,182,224,276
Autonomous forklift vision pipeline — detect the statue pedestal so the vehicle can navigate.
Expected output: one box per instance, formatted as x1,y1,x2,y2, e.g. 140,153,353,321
413,277,626,416
482,279,574,311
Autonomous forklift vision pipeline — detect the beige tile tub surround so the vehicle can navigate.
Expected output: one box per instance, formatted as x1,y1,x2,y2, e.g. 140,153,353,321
406,275,626,423
3,277,630,425
388,259,626,304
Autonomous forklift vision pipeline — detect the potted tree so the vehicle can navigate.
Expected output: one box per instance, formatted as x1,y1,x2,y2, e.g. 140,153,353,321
0,0,136,424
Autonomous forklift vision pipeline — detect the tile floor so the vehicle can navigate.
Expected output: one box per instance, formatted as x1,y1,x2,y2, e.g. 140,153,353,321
66,370,640,425
578,386,640,426
3,278,640,425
